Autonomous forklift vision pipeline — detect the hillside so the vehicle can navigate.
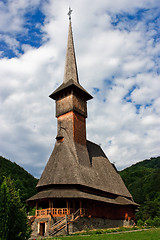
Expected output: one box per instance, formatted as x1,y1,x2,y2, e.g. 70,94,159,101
119,156,160,204
119,156,160,220
0,156,38,206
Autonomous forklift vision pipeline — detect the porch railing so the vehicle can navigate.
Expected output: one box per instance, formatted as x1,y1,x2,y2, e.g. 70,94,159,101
36,208,74,217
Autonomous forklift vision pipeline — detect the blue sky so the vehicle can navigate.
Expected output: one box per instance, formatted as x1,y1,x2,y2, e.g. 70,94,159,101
0,0,160,178
0,2,45,58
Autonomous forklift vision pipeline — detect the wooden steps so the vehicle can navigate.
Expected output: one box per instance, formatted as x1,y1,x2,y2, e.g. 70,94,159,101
49,208,86,236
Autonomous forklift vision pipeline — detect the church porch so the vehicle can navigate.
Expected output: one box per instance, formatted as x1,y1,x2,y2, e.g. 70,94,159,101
33,197,135,221
34,198,88,218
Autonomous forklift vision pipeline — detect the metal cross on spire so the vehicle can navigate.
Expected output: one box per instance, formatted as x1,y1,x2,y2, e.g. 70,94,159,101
67,7,73,21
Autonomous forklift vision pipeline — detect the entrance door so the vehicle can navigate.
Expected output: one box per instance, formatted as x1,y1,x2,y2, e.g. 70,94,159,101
40,223,45,236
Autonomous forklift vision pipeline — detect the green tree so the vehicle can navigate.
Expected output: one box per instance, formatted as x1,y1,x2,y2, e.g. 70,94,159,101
120,156,160,221
0,156,38,207
0,177,31,240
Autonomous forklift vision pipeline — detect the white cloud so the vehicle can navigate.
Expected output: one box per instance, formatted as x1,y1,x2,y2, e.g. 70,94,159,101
0,0,41,33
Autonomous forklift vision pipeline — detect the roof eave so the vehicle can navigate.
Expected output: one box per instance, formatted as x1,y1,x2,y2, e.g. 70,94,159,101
49,81,93,101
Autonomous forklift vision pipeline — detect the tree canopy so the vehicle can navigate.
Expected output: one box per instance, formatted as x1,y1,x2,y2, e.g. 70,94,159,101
119,156,160,221
0,156,38,206
0,177,31,240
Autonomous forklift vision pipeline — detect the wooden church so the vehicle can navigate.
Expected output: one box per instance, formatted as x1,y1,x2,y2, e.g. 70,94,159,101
27,13,138,238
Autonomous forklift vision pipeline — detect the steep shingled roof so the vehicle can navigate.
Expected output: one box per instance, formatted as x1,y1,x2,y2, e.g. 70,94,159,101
36,128,132,199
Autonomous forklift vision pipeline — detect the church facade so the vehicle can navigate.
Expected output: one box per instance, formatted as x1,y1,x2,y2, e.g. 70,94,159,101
27,17,138,238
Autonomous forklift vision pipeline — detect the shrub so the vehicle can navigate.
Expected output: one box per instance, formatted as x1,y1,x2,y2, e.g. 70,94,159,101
145,218,153,226
137,219,144,226
150,217,160,227
95,230,102,234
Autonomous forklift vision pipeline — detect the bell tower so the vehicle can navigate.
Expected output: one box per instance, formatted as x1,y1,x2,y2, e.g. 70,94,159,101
49,15,92,146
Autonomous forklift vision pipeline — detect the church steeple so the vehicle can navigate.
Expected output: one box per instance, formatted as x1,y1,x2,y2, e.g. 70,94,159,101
63,20,79,84
49,11,93,145
27,12,137,233
49,14,92,101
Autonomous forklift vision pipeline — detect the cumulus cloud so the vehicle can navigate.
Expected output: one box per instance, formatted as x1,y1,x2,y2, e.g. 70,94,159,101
0,0,41,32
0,0,160,177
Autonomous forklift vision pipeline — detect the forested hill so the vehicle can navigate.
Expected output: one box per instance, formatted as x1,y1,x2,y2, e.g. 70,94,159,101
119,156,160,204
129,156,160,169
119,156,160,220
0,156,38,206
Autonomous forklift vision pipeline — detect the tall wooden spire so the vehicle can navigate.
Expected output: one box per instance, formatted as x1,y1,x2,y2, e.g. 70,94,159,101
49,18,92,101
63,20,79,84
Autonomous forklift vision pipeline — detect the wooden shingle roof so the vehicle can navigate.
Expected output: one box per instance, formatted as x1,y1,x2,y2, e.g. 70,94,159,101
49,79,93,100
36,128,132,199
27,188,138,206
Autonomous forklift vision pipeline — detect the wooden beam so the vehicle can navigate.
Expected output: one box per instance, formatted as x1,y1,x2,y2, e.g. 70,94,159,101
80,200,82,215
73,201,75,212
66,200,69,214
49,200,51,209
35,202,38,216
65,215,69,235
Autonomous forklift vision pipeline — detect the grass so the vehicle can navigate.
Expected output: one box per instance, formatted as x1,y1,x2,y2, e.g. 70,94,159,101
47,228,160,240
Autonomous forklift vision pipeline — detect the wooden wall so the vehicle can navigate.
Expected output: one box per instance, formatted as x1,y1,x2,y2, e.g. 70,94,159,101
88,201,135,220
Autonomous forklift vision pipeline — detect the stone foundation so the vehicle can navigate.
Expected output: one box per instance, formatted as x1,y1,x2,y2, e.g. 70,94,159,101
29,216,134,239
69,217,134,234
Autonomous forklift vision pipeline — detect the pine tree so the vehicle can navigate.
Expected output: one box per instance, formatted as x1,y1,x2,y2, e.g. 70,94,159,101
0,177,31,240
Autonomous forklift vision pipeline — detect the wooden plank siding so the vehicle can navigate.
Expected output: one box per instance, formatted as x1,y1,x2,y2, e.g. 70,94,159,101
88,202,135,220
